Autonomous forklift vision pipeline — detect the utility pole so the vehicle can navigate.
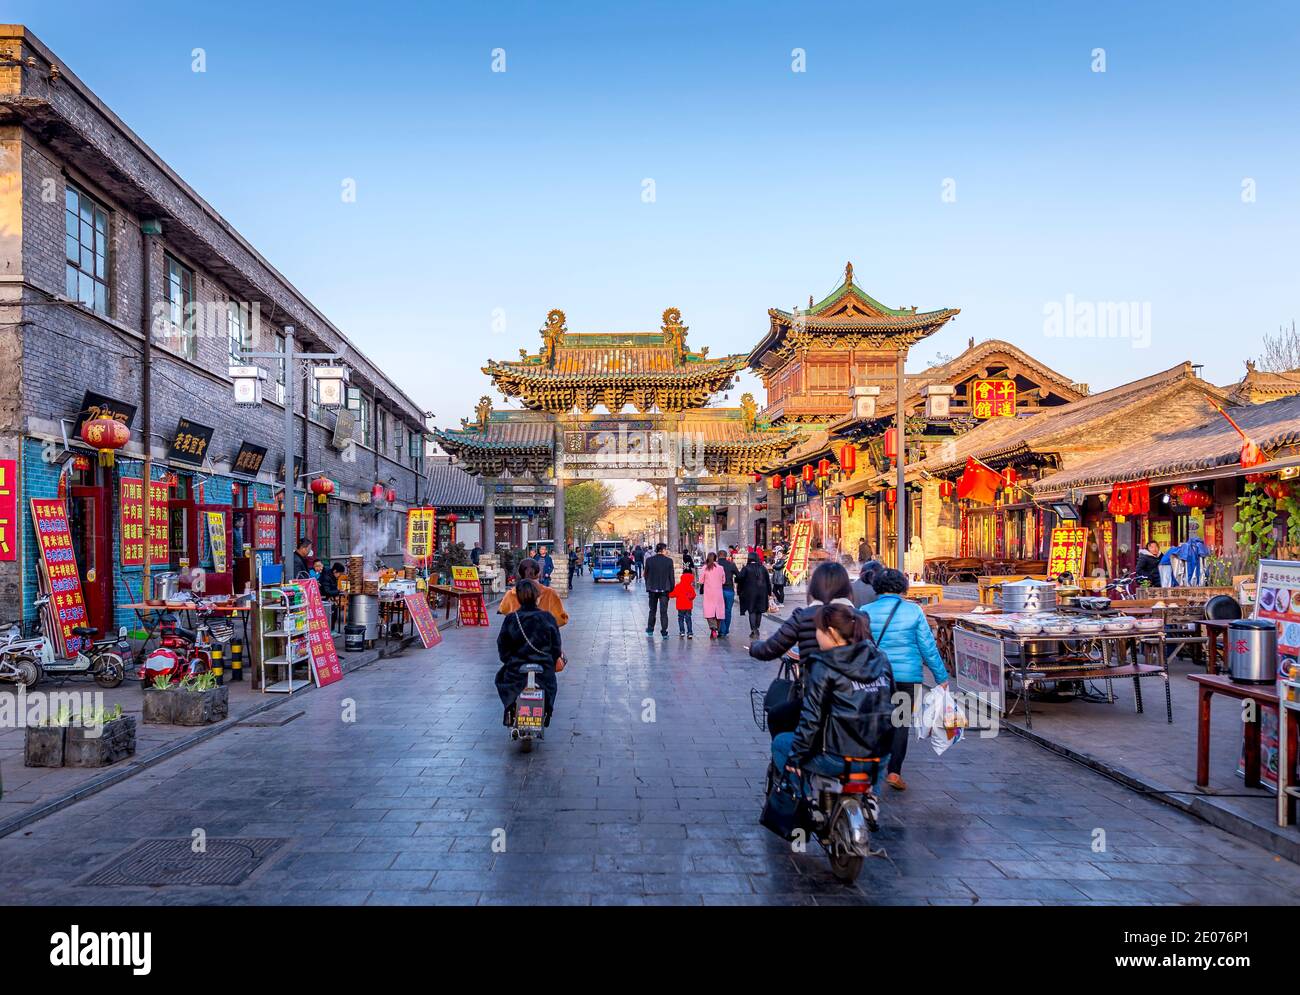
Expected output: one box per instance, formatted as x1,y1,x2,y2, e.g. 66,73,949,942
139,220,160,597
895,350,907,572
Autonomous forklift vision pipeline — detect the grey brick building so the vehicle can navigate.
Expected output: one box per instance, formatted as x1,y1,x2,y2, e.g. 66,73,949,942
0,26,431,638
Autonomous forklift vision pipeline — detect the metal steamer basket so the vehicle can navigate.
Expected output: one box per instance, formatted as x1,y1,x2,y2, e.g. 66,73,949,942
999,580,1059,659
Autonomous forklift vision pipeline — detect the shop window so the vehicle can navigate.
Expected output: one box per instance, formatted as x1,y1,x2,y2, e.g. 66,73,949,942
227,301,248,362
274,333,286,404
65,183,110,316
165,254,197,361
347,387,372,447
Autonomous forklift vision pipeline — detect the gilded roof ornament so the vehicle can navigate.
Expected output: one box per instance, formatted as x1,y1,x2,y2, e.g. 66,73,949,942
845,261,854,285
475,395,493,429
661,307,688,360
740,392,757,431
540,309,567,366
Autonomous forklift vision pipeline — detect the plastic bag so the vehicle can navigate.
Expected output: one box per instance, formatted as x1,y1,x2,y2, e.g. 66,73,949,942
917,685,967,756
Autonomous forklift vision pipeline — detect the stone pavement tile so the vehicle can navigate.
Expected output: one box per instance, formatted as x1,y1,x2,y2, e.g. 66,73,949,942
283,851,398,872
323,869,434,891
961,877,1091,902
356,835,452,853
1071,879,1196,903
595,853,694,874
934,898,1041,906
365,890,481,906
704,893,818,906
491,853,595,873
991,860,1111,880
1085,861,1208,884
477,893,592,906
591,894,703,906
1176,882,1300,905
889,858,1009,879
641,872,756,895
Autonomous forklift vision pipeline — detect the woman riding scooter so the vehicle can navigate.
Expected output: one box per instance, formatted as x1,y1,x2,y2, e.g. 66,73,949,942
494,579,563,730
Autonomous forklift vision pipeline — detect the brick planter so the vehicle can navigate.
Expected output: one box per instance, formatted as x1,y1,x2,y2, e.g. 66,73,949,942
64,716,137,768
24,726,65,768
173,686,230,726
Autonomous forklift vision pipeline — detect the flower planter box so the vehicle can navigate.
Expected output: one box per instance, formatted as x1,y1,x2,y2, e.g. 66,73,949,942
64,716,137,768
142,688,179,725
24,726,65,768
173,686,230,726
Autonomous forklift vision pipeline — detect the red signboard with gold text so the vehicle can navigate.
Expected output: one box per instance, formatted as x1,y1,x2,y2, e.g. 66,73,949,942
971,378,1016,420
119,477,169,566
451,565,489,627
405,593,443,648
286,578,343,687
0,459,16,561
405,507,436,567
31,498,89,658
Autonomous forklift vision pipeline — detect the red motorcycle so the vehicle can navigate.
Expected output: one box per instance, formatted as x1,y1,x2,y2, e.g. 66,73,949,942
139,611,218,688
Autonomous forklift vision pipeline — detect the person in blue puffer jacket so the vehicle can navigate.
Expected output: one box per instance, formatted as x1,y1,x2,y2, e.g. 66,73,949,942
860,568,949,792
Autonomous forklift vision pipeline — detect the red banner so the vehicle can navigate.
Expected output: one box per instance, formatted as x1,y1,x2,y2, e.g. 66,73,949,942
31,498,89,658
286,578,343,687
119,477,169,566
405,593,442,648
0,459,16,561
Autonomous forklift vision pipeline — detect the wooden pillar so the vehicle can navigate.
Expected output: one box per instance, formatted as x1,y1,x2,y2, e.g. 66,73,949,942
666,476,679,551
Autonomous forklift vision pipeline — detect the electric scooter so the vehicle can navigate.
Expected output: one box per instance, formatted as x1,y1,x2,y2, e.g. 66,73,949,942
510,663,547,753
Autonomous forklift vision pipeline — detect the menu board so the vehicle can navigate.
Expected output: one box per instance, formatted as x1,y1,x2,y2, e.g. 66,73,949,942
31,498,89,658
785,520,813,586
286,578,344,687
405,593,442,648
119,477,169,566
1242,558,1300,788
953,627,1005,713
452,565,489,627
405,507,436,567
0,459,16,561
1046,525,1088,580
205,511,228,572
254,502,278,549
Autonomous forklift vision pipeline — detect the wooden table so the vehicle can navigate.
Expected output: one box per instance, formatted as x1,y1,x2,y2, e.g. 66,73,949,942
1195,619,1234,676
906,583,944,605
119,601,254,660
1188,675,1297,813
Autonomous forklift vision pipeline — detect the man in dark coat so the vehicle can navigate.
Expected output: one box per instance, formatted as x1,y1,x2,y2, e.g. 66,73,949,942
643,542,675,638
495,580,562,726
736,551,772,638
292,540,313,579
717,549,739,636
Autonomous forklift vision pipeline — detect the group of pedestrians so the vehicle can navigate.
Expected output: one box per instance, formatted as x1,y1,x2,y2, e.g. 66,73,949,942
642,544,775,641
750,558,948,792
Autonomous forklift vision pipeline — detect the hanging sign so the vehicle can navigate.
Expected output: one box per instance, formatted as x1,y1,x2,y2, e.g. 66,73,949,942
231,441,268,477
205,512,228,573
1046,525,1088,580
119,477,169,566
451,565,489,626
254,502,278,550
74,390,136,436
405,507,437,566
0,459,16,561
405,593,443,648
30,498,89,658
168,418,215,466
970,379,1016,419
286,578,344,687
785,519,813,586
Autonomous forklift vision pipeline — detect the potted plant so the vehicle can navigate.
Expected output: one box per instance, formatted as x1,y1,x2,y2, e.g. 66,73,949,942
24,705,73,767
142,673,179,724
174,671,229,726
64,704,136,768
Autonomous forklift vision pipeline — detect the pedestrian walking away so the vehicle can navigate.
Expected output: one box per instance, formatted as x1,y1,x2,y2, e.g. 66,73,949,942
700,551,725,638
861,568,948,791
643,542,676,638
736,550,771,639
672,567,697,637
718,549,738,636
499,558,569,627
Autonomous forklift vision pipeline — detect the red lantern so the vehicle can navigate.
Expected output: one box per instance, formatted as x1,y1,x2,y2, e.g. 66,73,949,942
802,465,814,484
80,417,129,467
883,428,898,461
1181,487,1212,509
939,480,954,500
817,458,831,479
845,496,856,514
752,471,763,484
886,487,897,508
1002,467,1017,488
371,482,385,502
769,474,782,491
1265,479,1292,500
385,487,397,505
309,477,334,505
839,444,857,475
784,473,796,492
232,482,241,500
447,512,458,524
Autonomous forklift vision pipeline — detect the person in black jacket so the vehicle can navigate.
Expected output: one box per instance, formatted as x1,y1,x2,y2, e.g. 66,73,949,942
736,551,772,638
771,603,894,786
495,579,562,727
1135,541,1162,588
643,543,675,638
749,562,859,661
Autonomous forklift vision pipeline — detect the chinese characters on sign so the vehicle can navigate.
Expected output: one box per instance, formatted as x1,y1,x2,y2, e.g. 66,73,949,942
31,498,89,658
451,565,489,627
953,627,1005,713
231,442,268,477
168,418,215,466
970,378,1016,420
1046,525,1088,580
405,593,442,648
286,578,344,687
254,502,278,549
205,512,228,573
119,477,169,566
405,507,437,566
0,459,16,561
785,520,813,587
74,390,136,436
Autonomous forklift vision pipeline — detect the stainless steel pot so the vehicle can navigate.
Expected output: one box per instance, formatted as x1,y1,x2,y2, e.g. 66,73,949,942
1228,619,1277,684
153,572,179,601
999,578,1057,613
348,594,380,643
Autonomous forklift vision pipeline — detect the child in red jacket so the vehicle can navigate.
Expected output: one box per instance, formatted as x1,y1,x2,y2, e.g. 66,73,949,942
672,570,696,638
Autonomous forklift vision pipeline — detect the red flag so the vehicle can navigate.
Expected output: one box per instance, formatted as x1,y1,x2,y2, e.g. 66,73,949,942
956,457,1002,504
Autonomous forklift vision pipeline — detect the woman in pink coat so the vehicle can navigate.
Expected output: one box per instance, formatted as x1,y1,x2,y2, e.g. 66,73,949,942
700,551,726,639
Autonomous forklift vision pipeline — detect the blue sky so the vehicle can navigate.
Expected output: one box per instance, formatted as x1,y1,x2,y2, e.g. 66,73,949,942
18,0,1300,427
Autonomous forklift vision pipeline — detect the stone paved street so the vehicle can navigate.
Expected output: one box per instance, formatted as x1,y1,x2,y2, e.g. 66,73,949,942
2,580,1299,906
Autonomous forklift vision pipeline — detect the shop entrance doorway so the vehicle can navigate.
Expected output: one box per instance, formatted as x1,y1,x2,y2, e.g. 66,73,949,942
69,479,112,633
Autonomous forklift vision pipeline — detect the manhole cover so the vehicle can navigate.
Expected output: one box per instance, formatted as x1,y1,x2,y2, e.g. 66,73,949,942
82,838,284,887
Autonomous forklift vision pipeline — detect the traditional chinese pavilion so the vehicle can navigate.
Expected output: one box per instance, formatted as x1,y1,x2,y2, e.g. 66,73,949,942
435,307,802,587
